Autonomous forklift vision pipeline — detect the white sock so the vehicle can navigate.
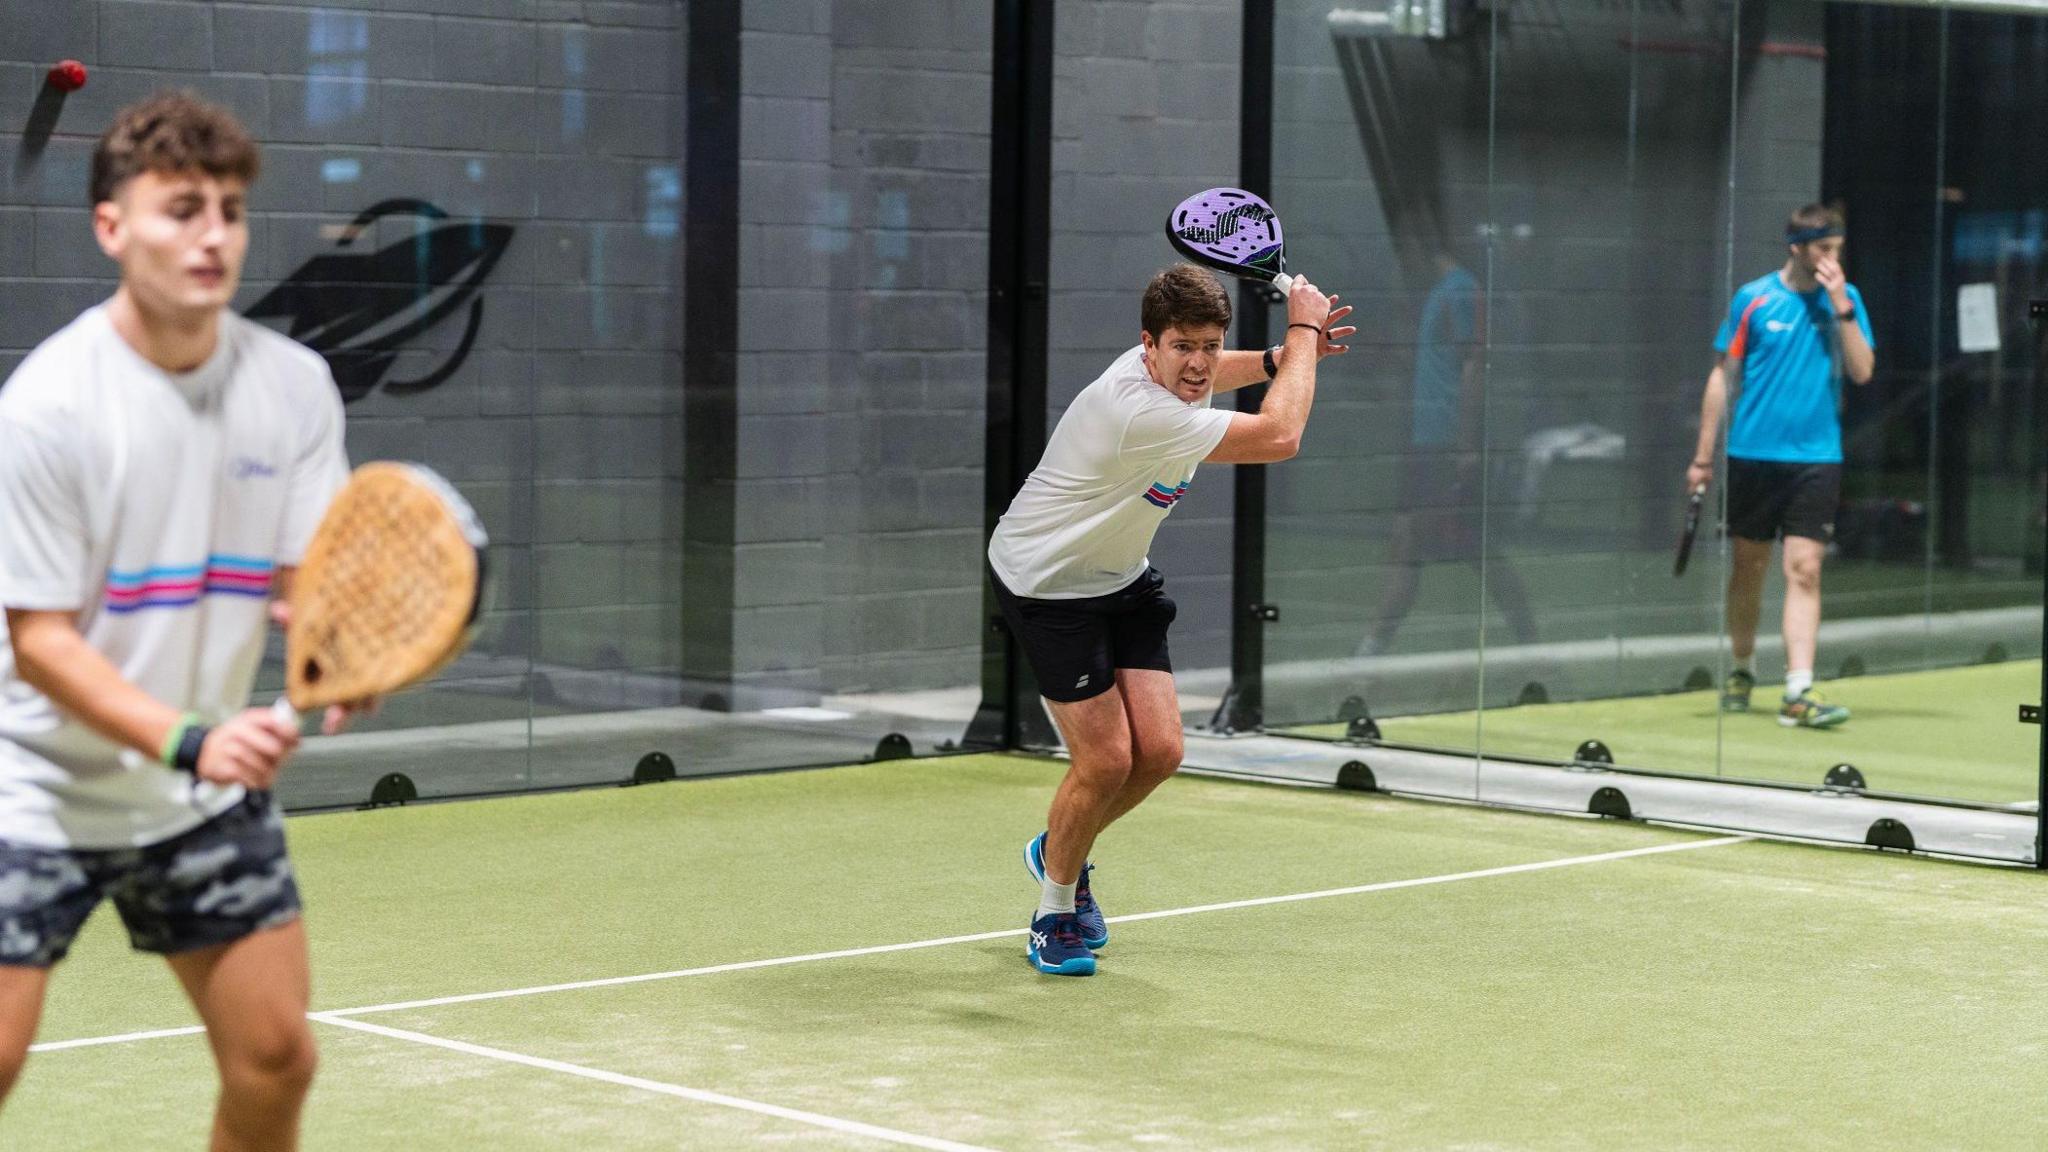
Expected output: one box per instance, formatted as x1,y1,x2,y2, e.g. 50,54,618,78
1785,669,1813,700
1037,877,1077,920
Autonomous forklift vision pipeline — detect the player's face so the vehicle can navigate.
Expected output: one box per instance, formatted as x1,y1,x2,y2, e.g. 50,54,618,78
96,170,249,317
1791,235,1845,277
1142,323,1227,403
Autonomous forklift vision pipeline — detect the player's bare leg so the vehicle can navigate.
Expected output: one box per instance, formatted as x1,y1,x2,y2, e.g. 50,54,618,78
0,966,49,1107
168,921,317,1152
1098,669,1184,827
1041,691,1136,887
1780,535,1825,677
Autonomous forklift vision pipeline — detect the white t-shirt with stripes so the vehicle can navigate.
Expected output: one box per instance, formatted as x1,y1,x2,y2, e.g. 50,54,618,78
989,344,1233,599
0,306,349,849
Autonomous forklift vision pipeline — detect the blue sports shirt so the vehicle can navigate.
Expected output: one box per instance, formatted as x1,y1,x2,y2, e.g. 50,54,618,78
1713,271,1874,464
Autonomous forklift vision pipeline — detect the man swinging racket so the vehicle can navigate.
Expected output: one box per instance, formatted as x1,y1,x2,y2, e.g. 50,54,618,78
0,92,370,1150
989,263,1351,976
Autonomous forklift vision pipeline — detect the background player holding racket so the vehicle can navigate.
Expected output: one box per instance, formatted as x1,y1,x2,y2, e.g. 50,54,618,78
1685,203,1875,729
0,93,367,1149
991,262,1351,977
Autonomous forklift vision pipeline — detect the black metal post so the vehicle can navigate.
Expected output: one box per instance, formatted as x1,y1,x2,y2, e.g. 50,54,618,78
2031,300,2048,867
966,0,1058,750
1211,0,1278,734
679,0,741,710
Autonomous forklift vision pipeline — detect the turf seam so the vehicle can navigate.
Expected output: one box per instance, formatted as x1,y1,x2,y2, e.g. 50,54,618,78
310,1014,1000,1152
28,834,1748,1055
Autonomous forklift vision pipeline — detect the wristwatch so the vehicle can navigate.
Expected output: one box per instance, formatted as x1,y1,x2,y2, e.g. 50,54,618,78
1836,306,1857,322
1262,344,1281,380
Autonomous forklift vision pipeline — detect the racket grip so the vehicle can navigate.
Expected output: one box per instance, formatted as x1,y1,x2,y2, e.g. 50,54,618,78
1271,272,1294,293
270,696,302,730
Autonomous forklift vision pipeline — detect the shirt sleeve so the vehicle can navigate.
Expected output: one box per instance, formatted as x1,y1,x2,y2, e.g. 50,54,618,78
1121,389,1234,462
0,415,89,610
275,370,351,566
1713,289,1750,354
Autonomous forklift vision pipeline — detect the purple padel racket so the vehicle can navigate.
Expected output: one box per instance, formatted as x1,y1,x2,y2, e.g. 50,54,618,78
1165,187,1295,291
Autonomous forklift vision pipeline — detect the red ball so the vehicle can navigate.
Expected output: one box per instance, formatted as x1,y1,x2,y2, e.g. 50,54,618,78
47,60,88,92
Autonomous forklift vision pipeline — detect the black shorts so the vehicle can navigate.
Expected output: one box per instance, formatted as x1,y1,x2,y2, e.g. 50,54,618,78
1726,458,1842,543
0,792,302,968
1397,451,1481,561
990,566,1176,703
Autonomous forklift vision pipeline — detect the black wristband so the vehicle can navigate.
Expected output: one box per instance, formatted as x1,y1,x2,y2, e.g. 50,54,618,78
1262,344,1280,380
1287,322,1322,336
1836,307,1857,322
173,723,211,774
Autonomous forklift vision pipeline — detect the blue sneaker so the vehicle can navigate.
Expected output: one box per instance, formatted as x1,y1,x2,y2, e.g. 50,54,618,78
1024,831,1108,949
1026,911,1096,976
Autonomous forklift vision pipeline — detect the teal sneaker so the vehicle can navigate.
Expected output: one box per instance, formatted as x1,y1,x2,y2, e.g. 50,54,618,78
1721,668,1756,713
1779,688,1850,729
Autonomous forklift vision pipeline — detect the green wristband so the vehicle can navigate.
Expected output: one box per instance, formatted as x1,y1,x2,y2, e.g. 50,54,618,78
159,714,200,768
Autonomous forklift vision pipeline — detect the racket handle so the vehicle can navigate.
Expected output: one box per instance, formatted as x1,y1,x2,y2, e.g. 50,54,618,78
271,696,302,729
1271,272,1294,293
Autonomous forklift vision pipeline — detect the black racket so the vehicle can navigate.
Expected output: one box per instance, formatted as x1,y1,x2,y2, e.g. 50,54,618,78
1673,484,1706,577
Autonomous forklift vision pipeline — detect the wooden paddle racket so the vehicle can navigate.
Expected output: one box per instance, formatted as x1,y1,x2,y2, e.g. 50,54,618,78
275,462,487,720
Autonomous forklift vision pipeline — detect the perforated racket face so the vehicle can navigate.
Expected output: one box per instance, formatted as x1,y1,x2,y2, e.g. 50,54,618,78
286,463,487,710
1166,187,1286,278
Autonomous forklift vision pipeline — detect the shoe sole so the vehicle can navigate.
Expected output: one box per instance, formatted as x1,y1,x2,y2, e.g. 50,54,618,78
1027,951,1096,976
1778,713,1849,728
1025,834,1110,950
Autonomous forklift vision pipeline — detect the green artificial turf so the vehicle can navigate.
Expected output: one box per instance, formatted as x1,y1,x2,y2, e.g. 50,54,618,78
1287,660,2042,806
11,754,2048,1149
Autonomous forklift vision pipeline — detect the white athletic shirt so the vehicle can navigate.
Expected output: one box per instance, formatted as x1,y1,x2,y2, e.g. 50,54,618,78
989,345,1234,599
0,306,349,849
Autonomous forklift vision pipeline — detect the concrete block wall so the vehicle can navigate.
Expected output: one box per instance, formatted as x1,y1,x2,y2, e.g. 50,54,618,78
0,0,688,714
731,0,992,700
1049,0,1242,674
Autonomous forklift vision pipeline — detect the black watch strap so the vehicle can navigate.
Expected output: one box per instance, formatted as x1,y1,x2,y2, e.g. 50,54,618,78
1837,306,1857,321
173,723,211,774
1262,344,1280,380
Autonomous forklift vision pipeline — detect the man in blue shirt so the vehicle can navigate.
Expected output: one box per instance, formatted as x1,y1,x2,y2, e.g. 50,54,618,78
1686,204,1875,727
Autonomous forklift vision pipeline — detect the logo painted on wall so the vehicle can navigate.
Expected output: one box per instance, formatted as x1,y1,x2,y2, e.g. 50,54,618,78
244,199,515,405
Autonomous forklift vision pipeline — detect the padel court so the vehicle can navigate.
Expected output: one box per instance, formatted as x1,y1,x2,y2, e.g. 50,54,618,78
15,755,2048,1151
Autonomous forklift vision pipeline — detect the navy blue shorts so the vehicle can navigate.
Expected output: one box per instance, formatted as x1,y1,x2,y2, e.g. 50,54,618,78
0,792,302,968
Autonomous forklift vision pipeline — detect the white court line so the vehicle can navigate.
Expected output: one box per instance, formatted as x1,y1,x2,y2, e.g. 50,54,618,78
29,1024,207,1053
30,833,1748,1054
312,1014,997,1152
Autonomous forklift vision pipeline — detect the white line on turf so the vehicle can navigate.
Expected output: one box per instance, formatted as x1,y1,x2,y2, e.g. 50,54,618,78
28,1024,207,1053
31,833,1748,1053
311,1014,998,1152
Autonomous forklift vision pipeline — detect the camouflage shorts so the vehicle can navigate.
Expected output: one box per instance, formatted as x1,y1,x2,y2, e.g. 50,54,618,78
0,792,302,968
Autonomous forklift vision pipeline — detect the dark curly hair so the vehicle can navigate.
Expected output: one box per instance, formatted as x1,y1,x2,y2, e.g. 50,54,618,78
90,90,260,207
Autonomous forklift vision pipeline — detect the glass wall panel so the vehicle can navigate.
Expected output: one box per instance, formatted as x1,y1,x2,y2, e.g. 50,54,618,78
1262,0,1491,804
1472,0,1738,788
1049,0,1240,730
0,1,991,809
1920,5,2044,806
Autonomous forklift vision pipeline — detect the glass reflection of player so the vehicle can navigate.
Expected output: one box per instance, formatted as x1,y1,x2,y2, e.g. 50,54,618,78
1361,245,1536,657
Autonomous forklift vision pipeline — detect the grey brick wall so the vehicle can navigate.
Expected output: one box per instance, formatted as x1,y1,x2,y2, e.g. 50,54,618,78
1050,0,1242,675
730,0,990,700
0,0,688,717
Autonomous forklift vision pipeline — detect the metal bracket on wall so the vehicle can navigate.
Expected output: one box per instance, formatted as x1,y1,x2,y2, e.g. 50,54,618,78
2023,705,2041,725
1248,603,1280,622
